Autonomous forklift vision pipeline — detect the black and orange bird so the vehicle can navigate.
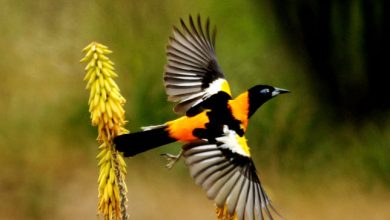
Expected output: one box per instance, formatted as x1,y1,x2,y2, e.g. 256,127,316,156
114,15,289,220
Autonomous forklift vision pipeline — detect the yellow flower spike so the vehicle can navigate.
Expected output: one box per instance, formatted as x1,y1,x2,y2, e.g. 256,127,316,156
216,205,238,220
107,182,113,199
113,185,120,201
100,99,106,113
96,148,107,159
84,68,94,81
81,42,129,220
82,43,93,52
98,142,106,149
100,78,106,90
99,54,109,61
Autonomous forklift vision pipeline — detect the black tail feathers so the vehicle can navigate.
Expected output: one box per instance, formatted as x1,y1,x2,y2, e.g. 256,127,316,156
114,126,176,157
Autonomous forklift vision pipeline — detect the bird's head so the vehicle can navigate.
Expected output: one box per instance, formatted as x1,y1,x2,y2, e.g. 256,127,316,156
247,85,290,117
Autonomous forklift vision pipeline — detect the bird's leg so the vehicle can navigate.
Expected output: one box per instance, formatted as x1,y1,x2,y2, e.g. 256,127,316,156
160,150,183,169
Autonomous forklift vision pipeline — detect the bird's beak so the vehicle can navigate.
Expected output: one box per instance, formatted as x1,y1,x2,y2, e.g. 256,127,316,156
272,87,290,97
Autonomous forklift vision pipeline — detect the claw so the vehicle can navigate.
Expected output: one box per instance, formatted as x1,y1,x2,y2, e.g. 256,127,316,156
161,150,183,169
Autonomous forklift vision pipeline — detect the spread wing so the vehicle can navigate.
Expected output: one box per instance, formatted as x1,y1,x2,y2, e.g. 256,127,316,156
183,128,276,220
164,15,231,115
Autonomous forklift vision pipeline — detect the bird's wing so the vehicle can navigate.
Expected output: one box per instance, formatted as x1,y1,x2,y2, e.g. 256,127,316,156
183,127,276,220
164,15,231,115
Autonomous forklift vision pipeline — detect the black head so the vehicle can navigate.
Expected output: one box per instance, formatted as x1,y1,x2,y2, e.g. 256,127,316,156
248,85,290,117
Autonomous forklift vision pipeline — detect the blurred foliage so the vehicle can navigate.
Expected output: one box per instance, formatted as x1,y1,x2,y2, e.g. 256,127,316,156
265,0,388,121
0,0,389,219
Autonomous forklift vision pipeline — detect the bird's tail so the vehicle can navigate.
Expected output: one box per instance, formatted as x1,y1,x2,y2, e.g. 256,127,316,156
114,125,176,157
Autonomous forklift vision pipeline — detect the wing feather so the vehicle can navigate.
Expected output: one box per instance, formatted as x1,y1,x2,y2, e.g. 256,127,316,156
205,165,238,198
164,15,231,115
226,172,245,215
183,133,277,220
214,170,241,207
236,170,251,219
245,175,255,220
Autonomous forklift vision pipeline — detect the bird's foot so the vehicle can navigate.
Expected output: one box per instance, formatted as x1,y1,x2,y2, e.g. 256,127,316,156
161,150,183,169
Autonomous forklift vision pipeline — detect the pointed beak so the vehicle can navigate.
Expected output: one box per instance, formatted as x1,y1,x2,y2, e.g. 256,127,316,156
271,87,290,97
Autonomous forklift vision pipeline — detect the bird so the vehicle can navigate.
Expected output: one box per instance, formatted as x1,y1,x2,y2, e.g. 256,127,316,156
114,15,289,220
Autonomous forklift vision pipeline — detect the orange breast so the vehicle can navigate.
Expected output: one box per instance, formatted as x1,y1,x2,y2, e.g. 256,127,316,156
166,111,210,142
228,92,249,131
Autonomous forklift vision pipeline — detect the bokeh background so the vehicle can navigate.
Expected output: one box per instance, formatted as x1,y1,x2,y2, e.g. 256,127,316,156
1,0,389,219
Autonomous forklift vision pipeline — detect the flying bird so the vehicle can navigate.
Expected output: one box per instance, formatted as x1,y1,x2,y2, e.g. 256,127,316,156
114,15,288,220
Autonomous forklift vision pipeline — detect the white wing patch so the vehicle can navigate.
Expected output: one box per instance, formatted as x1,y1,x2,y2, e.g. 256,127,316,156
203,78,228,98
216,125,250,157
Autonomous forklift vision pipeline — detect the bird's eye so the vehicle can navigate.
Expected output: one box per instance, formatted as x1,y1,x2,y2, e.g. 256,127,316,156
260,88,270,94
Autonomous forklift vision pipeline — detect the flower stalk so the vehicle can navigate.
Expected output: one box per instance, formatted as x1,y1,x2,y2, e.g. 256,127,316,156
81,42,129,220
216,205,237,220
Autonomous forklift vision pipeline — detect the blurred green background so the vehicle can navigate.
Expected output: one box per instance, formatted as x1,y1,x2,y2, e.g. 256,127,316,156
0,0,388,219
